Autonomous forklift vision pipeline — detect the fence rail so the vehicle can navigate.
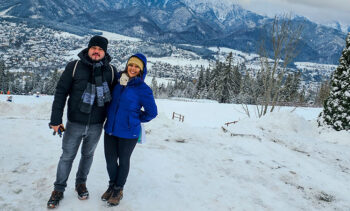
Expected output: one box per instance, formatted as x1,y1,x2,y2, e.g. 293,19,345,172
172,112,184,122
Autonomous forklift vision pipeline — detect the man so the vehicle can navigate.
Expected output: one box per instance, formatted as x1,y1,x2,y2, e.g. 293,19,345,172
47,35,116,209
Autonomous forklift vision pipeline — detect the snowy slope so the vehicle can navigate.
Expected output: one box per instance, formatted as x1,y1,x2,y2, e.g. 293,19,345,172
0,95,350,210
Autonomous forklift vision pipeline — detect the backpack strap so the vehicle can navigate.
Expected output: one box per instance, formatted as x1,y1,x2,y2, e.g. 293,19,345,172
109,64,114,84
72,60,79,78
72,60,114,85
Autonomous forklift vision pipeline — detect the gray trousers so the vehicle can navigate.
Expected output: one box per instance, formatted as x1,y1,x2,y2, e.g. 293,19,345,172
54,121,103,192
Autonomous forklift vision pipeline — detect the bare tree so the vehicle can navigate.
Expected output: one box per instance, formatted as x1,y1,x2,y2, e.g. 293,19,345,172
257,14,304,117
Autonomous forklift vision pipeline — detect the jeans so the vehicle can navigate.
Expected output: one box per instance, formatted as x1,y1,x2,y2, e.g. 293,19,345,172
54,121,103,192
104,133,138,187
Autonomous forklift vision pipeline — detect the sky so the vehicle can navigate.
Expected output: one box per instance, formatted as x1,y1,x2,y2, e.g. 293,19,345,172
234,0,350,26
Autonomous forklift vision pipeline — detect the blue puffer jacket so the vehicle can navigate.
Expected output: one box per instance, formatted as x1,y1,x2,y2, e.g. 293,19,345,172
104,53,158,139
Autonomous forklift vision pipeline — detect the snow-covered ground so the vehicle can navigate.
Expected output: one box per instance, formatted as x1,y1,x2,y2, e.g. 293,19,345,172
143,76,174,87
148,57,210,68
93,29,142,42
1,95,350,210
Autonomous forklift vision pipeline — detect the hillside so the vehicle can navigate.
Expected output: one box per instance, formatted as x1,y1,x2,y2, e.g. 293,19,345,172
0,0,346,64
0,19,338,93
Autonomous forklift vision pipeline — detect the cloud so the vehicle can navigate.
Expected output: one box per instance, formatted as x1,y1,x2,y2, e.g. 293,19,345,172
278,0,350,12
233,0,350,24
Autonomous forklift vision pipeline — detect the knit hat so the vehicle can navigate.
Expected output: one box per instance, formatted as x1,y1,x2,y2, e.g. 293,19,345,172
88,35,108,52
127,56,144,71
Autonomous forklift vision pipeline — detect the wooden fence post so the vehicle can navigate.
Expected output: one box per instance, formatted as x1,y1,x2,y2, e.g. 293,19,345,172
172,112,184,122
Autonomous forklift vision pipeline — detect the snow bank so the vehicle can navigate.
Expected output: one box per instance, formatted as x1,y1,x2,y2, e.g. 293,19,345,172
0,95,53,120
1,95,350,210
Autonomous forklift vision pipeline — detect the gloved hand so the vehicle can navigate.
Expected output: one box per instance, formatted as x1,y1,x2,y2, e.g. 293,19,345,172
120,73,129,86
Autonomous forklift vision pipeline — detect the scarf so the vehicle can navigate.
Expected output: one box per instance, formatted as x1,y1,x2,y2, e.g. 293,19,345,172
80,61,112,114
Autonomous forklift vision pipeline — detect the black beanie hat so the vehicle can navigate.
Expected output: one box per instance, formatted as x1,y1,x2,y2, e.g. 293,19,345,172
88,35,108,52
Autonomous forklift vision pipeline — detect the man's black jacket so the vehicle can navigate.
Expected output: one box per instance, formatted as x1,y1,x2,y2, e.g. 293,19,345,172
50,48,117,126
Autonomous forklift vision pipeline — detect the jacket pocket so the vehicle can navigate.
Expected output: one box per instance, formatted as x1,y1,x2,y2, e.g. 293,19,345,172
129,111,140,128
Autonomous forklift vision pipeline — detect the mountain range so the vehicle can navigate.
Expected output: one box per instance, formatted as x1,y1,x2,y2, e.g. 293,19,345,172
0,0,347,64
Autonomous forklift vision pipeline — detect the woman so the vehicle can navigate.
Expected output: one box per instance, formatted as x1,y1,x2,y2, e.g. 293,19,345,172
102,53,158,206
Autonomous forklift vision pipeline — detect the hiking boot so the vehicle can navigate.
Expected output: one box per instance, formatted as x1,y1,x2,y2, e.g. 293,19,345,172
47,190,64,209
107,186,123,206
101,185,114,201
75,183,89,200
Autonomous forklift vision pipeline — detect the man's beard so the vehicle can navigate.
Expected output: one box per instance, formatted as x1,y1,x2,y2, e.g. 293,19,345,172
90,54,104,62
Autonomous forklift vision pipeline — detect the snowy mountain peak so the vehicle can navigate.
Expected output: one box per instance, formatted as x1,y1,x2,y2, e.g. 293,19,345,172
182,0,247,22
324,21,350,33
0,0,347,64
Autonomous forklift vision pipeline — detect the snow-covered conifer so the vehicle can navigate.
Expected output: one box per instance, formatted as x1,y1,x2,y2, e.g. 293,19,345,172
207,60,221,100
280,71,301,103
215,52,237,103
315,80,330,106
201,67,211,99
238,71,255,104
195,66,205,98
151,76,158,98
0,61,8,93
232,65,242,96
44,69,60,95
318,33,350,130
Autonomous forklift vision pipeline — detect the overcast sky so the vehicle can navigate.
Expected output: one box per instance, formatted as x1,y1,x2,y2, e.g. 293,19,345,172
234,0,350,25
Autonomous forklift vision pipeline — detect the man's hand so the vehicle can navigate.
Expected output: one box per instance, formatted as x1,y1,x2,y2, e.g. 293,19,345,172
49,124,65,137
50,124,64,132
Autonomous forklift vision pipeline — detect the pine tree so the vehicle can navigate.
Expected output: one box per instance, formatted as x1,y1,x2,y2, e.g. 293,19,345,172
2,69,12,93
299,86,306,104
167,79,176,97
279,73,293,102
12,79,22,94
291,71,302,102
165,81,174,97
239,70,255,104
232,65,242,96
315,80,330,106
253,71,265,104
24,75,34,94
181,81,196,98
279,71,301,103
44,69,60,95
158,83,167,98
0,60,6,93
208,61,221,100
215,52,236,103
32,72,43,93
151,76,158,98
195,66,205,98
318,33,350,130
201,67,211,99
